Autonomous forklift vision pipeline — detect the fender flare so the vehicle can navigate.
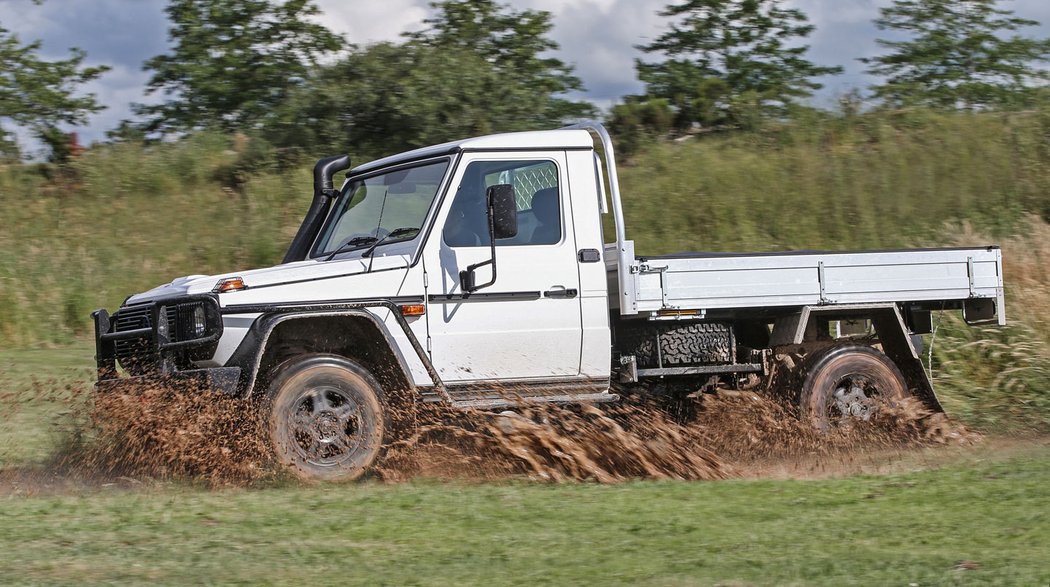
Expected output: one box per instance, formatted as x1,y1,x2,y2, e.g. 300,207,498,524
225,309,417,399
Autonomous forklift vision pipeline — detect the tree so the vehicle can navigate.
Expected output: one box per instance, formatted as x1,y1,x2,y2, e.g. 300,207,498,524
863,0,1050,110
269,1,596,157
637,0,841,130
0,17,109,160
606,96,674,156
272,40,589,158
406,0,595,123
138,0,341,133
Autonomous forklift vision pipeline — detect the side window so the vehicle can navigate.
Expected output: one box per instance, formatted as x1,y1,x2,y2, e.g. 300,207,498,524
443,160,561,247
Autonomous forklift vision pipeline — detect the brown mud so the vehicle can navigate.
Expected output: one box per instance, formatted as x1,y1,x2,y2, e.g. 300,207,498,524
0,380,981,494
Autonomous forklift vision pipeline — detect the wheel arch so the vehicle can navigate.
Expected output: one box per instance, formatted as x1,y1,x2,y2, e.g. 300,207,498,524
228,310,416,399
770,303,942,412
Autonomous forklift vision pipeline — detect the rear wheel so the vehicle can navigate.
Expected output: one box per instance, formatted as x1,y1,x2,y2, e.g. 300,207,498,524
799,344,908,431
264,354,387,482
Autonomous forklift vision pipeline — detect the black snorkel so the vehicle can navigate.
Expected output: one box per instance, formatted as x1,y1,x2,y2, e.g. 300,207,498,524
282,154,351,264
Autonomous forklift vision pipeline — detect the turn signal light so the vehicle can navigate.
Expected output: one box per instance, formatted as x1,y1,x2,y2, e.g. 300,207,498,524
399,304,425,317
213,277,247,293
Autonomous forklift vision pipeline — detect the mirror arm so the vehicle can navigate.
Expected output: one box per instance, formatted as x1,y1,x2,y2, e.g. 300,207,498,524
459,200,498,293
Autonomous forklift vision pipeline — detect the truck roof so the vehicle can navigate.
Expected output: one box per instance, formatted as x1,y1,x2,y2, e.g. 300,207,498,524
350,129,595,175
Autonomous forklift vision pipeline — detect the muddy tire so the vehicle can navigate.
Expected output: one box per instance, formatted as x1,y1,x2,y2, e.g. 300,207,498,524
263,354,387,482
799,344,907,431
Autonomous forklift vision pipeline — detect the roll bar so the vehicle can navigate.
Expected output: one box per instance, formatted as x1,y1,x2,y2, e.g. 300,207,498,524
561,120,638,314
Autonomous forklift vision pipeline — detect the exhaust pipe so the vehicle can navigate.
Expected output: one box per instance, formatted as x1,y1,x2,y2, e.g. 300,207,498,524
282,154,351,264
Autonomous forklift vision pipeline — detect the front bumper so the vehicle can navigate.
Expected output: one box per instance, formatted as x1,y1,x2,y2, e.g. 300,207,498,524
93,294,230,391
94,367,242,396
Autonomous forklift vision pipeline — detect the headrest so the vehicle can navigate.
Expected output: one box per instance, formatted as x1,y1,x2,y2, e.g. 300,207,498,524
532,187,559,218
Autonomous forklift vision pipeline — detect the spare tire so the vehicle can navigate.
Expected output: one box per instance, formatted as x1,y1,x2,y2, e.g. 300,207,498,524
618,321,732,368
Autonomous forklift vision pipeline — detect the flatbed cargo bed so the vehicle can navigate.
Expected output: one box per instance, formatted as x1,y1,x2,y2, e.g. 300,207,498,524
609,245,1004,324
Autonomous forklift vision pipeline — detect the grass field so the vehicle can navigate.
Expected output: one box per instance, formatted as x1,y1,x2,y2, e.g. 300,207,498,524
0,345,93,467
1,347,1048,585
3,109,1050,430
1,438,1047,585
2,109,1050,584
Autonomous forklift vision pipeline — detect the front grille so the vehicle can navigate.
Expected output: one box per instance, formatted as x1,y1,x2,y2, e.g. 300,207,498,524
112,304,176,374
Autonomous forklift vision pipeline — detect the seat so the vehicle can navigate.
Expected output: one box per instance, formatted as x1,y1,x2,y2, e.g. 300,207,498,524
530,187,561,244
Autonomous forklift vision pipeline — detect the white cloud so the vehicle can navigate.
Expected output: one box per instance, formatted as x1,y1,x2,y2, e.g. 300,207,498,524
314,0,429,44
3,0,1050,151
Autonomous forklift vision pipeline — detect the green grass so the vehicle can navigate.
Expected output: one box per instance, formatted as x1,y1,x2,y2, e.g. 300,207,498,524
0,345,94,466
2,109,1050,439
1,345,1048,585
618,109,1050,255
0,445,1047,586
4,108,1050,347
0,111,1048,587
2,107,1050,586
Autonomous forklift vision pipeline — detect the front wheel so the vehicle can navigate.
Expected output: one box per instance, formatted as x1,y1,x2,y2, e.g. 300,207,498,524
799,344,908,431
263,354,387,482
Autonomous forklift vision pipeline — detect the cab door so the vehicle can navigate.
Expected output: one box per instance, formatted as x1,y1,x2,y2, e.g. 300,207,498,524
422,152,583,383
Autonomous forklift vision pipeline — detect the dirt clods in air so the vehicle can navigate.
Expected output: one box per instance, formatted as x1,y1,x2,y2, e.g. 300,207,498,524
4,381,975,490
378,397,727,483
376,388,974,483
48,382,272,487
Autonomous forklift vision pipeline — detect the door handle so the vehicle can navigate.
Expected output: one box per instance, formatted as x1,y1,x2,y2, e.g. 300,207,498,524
544,288,578,299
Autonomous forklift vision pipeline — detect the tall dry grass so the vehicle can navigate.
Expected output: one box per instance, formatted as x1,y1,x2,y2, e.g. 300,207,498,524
1,109,1049,431
0,133,310,346
618,108,1050,254
922,217,1050,432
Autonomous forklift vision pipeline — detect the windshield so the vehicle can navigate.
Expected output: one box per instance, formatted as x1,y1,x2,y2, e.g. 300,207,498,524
312,159,450,258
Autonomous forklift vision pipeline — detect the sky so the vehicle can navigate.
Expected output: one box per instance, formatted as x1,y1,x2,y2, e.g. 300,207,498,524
3,0,1050,154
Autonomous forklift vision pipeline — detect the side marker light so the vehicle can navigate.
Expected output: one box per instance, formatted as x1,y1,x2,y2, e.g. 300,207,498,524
213,277,247,293
399,304,426,317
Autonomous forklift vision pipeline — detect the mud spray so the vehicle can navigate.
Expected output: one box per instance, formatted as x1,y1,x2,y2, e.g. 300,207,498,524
16,382,975,488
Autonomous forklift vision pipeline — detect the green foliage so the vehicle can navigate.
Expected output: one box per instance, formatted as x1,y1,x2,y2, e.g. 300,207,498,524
0,132,307,345
0,10,109,160
864,0,1050,110
137,0,342,133
617,108,1050,254
637,0,841,130
268,1,595,157
606,97,675,156
408,0,593,122
273,41,588,158
930,314,1050,432
5,106,1050,360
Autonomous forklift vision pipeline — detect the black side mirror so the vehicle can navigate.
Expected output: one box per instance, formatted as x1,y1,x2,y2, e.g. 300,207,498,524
459,184,519,293
488,184,518,240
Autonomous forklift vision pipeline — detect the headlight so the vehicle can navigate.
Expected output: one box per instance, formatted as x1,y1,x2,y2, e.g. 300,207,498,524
192,305,207,338
157,305,170,339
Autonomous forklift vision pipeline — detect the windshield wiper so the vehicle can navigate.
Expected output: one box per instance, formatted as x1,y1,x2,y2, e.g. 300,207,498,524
361,227,421,258
322,236,378,262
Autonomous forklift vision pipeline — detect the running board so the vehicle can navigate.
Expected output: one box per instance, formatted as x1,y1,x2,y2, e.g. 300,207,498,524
418,377,613,409
449,392,620,410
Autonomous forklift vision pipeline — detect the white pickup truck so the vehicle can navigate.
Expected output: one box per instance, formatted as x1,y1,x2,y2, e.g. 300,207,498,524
93,122,1006,480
